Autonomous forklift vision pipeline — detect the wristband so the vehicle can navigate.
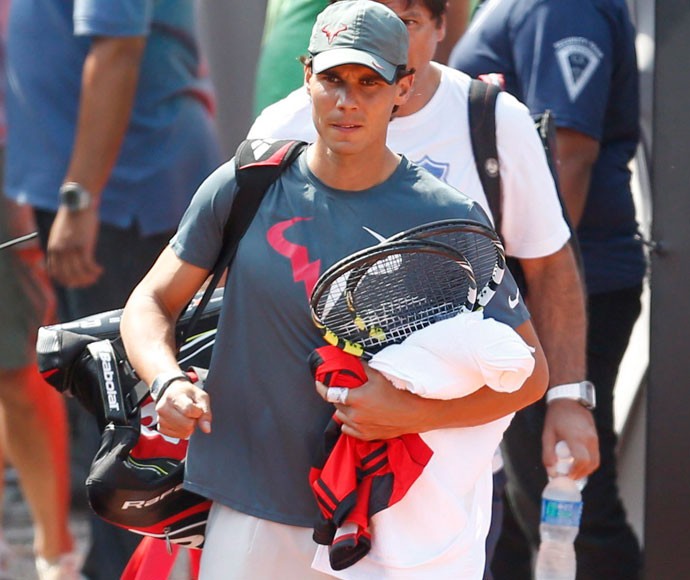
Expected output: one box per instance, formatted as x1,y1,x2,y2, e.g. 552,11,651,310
149,371,191,402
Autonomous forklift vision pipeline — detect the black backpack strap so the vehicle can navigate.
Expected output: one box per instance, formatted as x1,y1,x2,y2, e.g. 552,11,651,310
223,139,308,266
469,81,584,294
534,110,560,190
533,111,584,271
468,79,502,234
469,79,532,292
177,139,308,345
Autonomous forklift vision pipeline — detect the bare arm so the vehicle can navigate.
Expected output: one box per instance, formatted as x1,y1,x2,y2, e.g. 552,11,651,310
520,244,585,389
555,127,600,228
520,244,599,479
120,247,213,439
533,127,601,478
317,319,548,440
47,36,146,288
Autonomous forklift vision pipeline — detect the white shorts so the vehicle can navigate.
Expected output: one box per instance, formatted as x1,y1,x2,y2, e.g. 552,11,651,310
199,502,334,579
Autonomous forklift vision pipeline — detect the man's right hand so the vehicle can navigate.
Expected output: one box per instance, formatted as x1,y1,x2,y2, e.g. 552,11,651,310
47,206,103,287
155,380,213,440
542,399,600,480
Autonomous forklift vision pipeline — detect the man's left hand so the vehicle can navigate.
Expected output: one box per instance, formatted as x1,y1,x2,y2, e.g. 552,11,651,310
47,206,103,287
315,363,430,441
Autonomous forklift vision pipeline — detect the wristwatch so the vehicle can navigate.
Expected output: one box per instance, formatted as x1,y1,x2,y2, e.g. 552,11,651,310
149,371,191,402
58,182,92,212
546,381,596,410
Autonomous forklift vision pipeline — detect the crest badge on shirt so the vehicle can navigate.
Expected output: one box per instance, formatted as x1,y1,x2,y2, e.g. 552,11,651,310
414,156,450,182
554,37,603,102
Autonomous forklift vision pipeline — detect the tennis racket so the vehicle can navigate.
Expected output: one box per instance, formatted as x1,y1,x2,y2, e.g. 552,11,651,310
386,219,506,310
310,239,477,358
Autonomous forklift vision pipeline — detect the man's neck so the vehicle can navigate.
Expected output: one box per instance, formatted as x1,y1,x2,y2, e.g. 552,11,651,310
307,142,401,192
394,62,442,118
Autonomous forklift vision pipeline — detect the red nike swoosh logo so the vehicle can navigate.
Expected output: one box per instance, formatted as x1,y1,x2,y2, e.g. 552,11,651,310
267,217,321,299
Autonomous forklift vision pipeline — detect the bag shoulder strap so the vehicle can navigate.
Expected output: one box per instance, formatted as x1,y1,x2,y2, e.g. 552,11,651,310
532,111,584,269
223,139,308,260
469,80,585,291
468,79,502,234
178,139,308,344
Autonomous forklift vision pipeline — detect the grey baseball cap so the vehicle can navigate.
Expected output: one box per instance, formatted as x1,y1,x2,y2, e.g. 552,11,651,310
308,0,409,84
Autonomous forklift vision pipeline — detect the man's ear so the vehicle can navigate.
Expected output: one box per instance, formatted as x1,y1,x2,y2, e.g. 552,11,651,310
304,66,313,96
394,73,415,106
437,12,447,43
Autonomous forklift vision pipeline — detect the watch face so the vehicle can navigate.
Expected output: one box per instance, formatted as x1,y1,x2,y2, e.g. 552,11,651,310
59,183,91,211
581,380,596,409
546,381,596,410
62,189,80,209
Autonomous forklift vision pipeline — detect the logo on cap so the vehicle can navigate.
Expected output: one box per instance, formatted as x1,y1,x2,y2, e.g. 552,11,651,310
322,23,348,44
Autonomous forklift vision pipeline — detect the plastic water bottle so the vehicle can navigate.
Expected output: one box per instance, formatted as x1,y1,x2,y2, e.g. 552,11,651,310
534,441,583,580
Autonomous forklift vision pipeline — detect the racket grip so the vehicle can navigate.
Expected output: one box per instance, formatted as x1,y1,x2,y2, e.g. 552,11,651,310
308,346,367,389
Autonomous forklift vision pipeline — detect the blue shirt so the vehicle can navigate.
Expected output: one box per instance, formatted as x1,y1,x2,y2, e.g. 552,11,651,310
5,0,221,235
450,0,646,294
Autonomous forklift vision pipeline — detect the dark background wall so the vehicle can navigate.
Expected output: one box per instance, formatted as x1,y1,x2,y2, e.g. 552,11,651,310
645,1,690,578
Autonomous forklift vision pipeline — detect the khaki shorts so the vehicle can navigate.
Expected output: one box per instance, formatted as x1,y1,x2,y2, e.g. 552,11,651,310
200,502,334,579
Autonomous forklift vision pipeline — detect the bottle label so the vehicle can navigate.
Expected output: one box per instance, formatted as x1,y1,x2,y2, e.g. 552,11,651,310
540,498,583,527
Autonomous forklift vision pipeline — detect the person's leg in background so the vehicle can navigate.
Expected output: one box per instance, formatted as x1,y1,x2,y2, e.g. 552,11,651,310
483,466,509,580
34,209,174,580
492,285,643,580
0,198,76,578
574,286,642,580
0,367,74,573
0,427,10,579
491,400,546,580
489,485,533,580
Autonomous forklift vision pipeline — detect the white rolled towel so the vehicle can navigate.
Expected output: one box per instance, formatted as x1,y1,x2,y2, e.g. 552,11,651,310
369,311,535,400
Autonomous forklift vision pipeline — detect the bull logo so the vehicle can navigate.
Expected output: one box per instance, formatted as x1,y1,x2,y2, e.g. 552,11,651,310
322,24,348,44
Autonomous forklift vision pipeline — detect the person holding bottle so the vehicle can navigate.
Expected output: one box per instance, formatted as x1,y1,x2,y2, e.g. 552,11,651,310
451,1,645,577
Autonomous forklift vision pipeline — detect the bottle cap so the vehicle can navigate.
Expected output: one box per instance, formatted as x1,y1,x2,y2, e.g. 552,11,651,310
555,440,574,476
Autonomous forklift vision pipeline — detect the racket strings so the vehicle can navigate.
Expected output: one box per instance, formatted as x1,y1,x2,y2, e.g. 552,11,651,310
404,229,505,308
310,221,507,358
314,249,475,354
353,300,463,349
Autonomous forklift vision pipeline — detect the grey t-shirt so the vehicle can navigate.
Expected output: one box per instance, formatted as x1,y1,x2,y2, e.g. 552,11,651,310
171,150,529,526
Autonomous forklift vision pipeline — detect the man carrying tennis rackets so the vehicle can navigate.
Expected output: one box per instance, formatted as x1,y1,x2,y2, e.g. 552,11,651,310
120,1,547,577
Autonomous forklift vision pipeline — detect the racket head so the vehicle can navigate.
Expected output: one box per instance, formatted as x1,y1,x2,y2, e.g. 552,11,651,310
309,239,477,358
386,218,506,309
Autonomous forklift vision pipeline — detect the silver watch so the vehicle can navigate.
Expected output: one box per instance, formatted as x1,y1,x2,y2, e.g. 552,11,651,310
149,371,190,402
59,182,92,212
546,381,596,410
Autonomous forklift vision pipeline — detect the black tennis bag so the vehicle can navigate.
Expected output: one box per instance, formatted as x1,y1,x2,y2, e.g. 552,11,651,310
84,362,211,550
36,296,221,548
35,139,307,549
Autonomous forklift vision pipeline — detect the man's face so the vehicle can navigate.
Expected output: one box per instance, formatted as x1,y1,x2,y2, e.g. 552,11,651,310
377,0,445,73
306,63,413,156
